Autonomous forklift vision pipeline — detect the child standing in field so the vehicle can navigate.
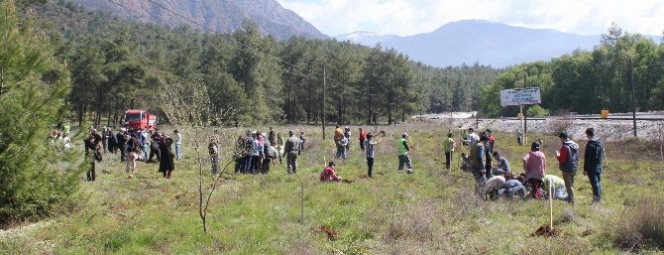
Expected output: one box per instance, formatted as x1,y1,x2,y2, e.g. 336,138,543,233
365,133,382,177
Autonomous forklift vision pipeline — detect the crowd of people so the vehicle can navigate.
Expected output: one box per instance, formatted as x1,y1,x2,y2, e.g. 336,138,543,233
55,124,181,181
58,121,605,204
461,127,604,204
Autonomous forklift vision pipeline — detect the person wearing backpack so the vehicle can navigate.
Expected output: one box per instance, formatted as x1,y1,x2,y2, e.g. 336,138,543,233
583,128,603,204
555,131,579,204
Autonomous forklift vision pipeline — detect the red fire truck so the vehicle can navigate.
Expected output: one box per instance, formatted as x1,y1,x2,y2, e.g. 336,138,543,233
123,109,157,131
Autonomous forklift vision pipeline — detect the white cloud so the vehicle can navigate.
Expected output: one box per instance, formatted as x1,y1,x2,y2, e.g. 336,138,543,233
277,0,664,36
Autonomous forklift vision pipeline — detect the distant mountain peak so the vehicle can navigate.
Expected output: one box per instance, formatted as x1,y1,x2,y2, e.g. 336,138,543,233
71,0,327,40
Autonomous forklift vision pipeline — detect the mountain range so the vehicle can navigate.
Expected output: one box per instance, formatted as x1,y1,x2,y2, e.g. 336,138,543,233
71,0,327,40
336,20,662,67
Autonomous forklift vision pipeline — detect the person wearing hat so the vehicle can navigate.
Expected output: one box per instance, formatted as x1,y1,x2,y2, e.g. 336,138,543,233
555,131,579,204
334,125,344,141
443,132,456,170
320,161,342,182
583,128,603,204
523,142,547,199
365,132,382,177
358,128,367,151
284,130,301,174
397,133,413,174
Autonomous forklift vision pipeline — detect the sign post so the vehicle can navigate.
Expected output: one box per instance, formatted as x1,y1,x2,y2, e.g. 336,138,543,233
500,87,541,145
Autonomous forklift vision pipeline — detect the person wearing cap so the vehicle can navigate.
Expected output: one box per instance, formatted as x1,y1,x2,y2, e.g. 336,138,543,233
358,128,367,151
443,132,456,170
464,128,480,147
583,128,603,204
284,130,301,174
469,136,486,196
397,133,413,174
365,133,382,177
320,161,341,182
555,131,579,204
523,142,547,199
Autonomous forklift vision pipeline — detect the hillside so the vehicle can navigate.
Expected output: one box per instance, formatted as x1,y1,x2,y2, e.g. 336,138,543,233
71,0,327,40
337,20,662,67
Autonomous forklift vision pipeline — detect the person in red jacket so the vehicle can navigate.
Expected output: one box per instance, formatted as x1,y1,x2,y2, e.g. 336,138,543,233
320,161,342,182
358,128,367,151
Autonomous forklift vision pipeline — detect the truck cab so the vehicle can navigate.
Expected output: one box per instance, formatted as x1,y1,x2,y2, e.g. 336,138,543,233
124,109,156,131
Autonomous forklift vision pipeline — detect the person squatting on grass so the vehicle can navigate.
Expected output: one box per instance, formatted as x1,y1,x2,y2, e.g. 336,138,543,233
498,173,527,199
320,161,342,182
397,133,413,174
484,175,506,200
555,131,579,204
285,130,301,174
492,151,511,175
523,142,547,199
365,133,382,177
543,174,568,200
584,128,604,204
443,132,456,170
469,135,486,196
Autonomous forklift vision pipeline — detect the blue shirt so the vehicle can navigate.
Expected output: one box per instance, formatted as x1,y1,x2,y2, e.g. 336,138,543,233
498,156,511,172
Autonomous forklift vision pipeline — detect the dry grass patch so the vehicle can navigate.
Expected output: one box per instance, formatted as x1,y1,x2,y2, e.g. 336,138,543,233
613,196,664,252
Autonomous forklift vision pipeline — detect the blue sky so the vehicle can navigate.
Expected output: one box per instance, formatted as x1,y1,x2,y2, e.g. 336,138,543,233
277,0,664,37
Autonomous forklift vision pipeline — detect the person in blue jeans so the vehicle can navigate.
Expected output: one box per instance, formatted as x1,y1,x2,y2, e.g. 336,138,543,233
583,128,603,204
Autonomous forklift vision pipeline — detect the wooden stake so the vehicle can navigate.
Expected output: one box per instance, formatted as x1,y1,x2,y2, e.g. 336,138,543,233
660,144,663,162
549,179,554,230
301,182,304,225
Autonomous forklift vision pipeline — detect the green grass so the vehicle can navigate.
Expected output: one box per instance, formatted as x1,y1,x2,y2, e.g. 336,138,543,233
2,124,664,254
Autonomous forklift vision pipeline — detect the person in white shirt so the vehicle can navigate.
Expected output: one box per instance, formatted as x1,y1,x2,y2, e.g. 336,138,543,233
174,130,182,160
63,133,72,150
464,128,480,147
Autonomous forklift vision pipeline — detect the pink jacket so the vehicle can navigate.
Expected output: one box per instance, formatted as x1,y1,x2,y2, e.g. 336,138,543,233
523,151,546,180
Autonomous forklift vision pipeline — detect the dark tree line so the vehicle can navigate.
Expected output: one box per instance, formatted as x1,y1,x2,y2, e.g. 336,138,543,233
31,0,502,126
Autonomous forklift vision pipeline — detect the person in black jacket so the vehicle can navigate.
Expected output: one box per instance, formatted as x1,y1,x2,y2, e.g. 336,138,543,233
583,128,603,204
158,136,175,178
84,135,101,181
116,130,127,162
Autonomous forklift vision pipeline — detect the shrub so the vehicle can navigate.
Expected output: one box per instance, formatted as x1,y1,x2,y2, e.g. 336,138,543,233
525,105,550,117
613,196,664,251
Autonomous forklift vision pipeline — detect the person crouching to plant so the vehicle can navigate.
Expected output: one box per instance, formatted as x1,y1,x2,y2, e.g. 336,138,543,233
498,173,527,199
320,161,341,182
492,151,511,176
523,142,546,199
543,174,568,200
484,174,506,200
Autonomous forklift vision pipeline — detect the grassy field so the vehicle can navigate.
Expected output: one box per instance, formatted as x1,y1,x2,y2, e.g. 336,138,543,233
1,123,664,254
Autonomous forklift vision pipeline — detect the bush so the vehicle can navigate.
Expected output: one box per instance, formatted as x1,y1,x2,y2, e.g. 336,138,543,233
525,105,550,117
613,196,664,251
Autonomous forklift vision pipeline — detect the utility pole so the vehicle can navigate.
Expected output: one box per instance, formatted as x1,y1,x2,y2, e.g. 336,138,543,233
630,59,637,137
476,90,479,129
322,65,326,140
523,74,528,140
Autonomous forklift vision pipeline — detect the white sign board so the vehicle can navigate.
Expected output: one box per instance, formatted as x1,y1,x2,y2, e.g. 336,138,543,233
500,87,541,106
